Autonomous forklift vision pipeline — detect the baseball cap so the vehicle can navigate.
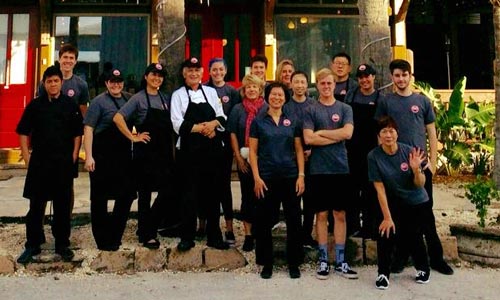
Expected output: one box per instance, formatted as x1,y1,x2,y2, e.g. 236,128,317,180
355,64,376,77
144,63,167,76
182,57,202,69
107,69,124,82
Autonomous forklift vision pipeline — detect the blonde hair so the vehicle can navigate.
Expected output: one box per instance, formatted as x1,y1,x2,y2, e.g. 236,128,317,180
315,68,335,83
240,74,265,98
275,59,294,82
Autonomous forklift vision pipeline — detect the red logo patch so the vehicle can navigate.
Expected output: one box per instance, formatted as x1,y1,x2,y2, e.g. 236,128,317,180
340,90,346,95
401,162,409,171
283,119,291,126
222,95,229,103
331,114,340,122
190,57,198,64
112,69,121,76
67,89,75,97
411,105,419,113
155,63,163,70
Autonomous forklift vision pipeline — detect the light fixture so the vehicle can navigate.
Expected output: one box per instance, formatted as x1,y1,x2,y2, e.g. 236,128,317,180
287,20,296,30
299,17,308,24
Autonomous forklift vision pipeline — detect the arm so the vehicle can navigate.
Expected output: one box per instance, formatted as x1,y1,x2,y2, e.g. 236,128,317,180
303,128,337,146
426,122,438,174
373,181,396,238
73,136,82,164
83,125,95,172
113,112,150,143
79,104,88,118
249,137,267,199
19,135,30,167
294,137,305,196
316,123,353,141
231,132,249,173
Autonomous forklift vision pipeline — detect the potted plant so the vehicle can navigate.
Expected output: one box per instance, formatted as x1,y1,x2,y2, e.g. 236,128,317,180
449,175,500,267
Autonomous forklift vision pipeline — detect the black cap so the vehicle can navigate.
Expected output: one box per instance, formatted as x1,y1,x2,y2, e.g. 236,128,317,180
107,69,124,82
182,57,202,69
355,64,376,77
144,63,167,76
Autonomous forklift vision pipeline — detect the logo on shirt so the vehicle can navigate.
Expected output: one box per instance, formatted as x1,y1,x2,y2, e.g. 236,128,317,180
283,119,291,126
400,162,409,172
67,89,75,97
340,90,347,95
411,105,419,113
331,114,340,122
222,95,229,103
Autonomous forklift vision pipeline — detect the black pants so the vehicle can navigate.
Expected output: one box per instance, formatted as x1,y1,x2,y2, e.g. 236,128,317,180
91,197,133,248
237,169,257,224
218,146,234,221
377,201,430,276
301,174,315,239
25,196,72,249
254,177,303,267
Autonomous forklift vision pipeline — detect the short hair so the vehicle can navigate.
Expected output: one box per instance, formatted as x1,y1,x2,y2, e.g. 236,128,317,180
264,81,291,103
291,70,309,83
59,44,79,59
208,57,227,70
240,74,265,98
42,65,63,82
275,59,294,81
389,59,412,74
376,115,399,135
250,54,268,68
332,52,352,65
315,68,335,82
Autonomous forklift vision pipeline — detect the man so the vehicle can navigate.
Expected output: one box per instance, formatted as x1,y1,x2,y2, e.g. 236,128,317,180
16,65,83,264
344,64,383,238
249,54,268,82
330,52,358,102
374,59,454,275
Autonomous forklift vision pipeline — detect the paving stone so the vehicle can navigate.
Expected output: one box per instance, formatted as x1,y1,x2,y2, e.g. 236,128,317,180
24,253,84,273
0,255,16,274
204,248,246,271
135,247,167,272
441,236,459,262
166,245,203,271
89,250,134,274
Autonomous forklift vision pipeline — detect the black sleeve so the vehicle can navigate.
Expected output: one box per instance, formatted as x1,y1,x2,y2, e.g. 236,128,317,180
16,100,36,136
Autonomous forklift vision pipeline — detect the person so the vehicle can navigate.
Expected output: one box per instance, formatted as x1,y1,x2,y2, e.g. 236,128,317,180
83,69,136,251
16,65,83,264
344,64,383,239
113,63,176,249
303,68,358,280
249,82,305,279
204,57,241,245
283,70,317,248
227,74,268,252
97,61,114,94
171,57,229,251
249,54,268,82
374,59,454,275
275,59,294,99
368,115,431,289
330,52,358,102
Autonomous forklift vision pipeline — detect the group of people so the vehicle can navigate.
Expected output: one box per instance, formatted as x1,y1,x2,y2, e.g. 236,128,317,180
15,43,454,289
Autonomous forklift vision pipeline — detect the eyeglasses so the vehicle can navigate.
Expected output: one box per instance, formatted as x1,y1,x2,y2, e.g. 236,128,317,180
333,62,349,67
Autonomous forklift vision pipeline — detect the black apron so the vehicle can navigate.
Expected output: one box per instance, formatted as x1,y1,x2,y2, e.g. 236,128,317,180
90,93,136,200
133,92,175,191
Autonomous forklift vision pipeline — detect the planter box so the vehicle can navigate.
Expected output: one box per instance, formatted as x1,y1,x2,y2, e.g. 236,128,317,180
449,223,500,267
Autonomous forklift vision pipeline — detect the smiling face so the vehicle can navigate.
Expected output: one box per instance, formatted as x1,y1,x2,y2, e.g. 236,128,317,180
268,86,286,109
391,68,411,92
105,80,124,97
58,51,77,76
209,61,226,86
316,74,335,99
250,61,266,80
183,67,203,88
357,74,375,93
243,83,261,100
291,73,308,98
145,72,164,90
280,64,294,86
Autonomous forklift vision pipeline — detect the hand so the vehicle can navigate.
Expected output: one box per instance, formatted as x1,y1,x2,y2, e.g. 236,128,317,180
304,149,311,161
296,176,305,196
236,157,249,173
85,156,95,172
409,147,426,171
254,177,268,199
133,132,151,144
379,218,396,239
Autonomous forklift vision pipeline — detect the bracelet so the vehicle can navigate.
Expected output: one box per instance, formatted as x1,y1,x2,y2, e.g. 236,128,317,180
298,173,305,177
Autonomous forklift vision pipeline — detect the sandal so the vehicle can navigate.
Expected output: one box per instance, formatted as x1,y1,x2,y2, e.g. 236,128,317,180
142,238,160,249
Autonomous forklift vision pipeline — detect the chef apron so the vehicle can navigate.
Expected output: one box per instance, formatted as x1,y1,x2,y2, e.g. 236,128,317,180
90,93,135,201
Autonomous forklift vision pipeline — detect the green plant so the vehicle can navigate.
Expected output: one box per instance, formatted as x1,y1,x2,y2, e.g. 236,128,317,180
464,175,500,227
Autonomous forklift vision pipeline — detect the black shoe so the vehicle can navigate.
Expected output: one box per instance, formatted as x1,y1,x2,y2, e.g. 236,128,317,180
177,240,195,252
303,236,318,249
242,235,254,252
260,265,273,279
416,270,430,284
195,228,206,239
207,240,230,250
375,274,390,290
289,265,301,279
225,231,236,245
142,238,160,250
55,247,74,262
16,247,41,264
431,260,454,275
98,244,120,252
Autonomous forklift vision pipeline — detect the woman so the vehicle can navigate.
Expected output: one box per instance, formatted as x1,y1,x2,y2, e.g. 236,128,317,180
275,59,294,100
367,115,431,290
113,63,176,249
84,69,135,251
171,57,229,251
199,57,240,244
249,82,305,279
227,74,267,252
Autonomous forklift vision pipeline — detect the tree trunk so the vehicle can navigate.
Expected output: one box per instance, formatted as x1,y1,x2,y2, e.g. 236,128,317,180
492,2,500,187
155,0,186,92
357,0,393,89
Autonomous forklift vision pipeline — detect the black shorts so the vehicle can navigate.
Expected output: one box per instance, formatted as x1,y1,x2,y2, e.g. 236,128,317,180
309,174,351,213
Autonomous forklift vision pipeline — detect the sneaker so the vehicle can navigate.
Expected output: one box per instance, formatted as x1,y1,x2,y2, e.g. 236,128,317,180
225,231,236,245
55,247,75,262
415,270,430,284
375,274,390,290
334,262,359,279
431,260,454,275
177,239,195,252
16,247,41,264
242,235,254,252
316,260,330,280
289,265,301,279
260,265,273,279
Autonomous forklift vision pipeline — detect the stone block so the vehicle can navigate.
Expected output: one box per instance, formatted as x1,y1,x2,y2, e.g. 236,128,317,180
166,245,203,271
0,255,16,274
441,236,459,262
364,239,378,265
23,251,84,273
135,247,167,272
204,248,246,271
89,250,134,274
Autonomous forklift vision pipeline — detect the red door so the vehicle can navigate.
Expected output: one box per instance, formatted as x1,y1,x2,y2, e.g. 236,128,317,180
0,11,37,148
